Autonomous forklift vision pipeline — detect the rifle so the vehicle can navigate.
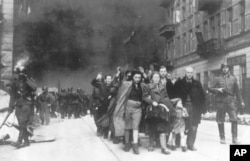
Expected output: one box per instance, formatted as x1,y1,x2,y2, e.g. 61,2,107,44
0,107,9,113
0,112,12,129
207,88,234,96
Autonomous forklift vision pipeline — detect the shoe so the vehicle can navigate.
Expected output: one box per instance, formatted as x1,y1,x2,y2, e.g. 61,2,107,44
232,137,240,145
170,145,176,151
132,143,139,155
181,146,187,152
11,141,22,148
147,145,154,152
220,137,226,144
123,143,131,152
161,148,171,155
112,137,121,144
188,146,197,151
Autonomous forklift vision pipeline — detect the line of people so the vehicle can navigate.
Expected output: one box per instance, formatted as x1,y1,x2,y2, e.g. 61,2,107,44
90,65,206,155
91,63,246,155
36,87,91,125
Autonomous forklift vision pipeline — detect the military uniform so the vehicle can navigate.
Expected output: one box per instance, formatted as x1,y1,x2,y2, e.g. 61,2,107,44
8,72,36,148
210,72,244,144
15,96,32,147
38,90,54,125
58,90,68,119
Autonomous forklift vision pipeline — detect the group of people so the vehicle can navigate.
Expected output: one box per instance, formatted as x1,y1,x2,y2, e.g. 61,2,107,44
4,70,90,148
35,86,90,125
90,63,245,155
3,62,245,151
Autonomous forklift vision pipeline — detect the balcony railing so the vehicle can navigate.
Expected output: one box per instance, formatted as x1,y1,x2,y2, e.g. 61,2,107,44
198,0,222,13
160,0,174,8
197,38,225,58
159,24,175,39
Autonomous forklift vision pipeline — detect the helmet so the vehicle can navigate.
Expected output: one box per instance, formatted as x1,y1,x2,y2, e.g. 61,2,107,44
221,63,229,69
42,86,48,91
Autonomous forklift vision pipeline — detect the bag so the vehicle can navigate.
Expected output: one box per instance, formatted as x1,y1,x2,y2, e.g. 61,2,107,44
97,114,110,128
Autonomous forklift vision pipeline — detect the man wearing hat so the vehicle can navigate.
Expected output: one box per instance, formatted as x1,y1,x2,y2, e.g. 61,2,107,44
209,63,245,144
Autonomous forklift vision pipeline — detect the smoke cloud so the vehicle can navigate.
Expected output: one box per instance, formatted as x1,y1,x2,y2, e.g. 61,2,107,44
15,0,166,91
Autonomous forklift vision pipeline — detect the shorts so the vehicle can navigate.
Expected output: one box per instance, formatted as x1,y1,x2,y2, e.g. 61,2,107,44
125,100,142,130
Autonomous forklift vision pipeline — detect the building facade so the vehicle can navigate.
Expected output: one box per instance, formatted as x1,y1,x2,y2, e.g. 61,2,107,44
0,0,32,87
160,0,250,109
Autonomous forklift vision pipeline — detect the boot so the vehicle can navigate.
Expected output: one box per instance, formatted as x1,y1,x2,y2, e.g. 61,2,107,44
232,122,240,144
147,136,155,152
132,143,139,154
123,130,131,151
218,123,226,144
123,143,131,152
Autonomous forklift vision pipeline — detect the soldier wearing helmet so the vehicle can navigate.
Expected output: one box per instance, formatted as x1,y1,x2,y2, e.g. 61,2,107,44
209,63,245,144
37,86,54,125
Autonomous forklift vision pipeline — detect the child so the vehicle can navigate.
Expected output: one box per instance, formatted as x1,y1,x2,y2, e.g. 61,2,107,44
169,99,189,152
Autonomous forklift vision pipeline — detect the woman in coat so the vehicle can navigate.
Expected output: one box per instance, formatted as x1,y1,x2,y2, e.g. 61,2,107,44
142,72,174,155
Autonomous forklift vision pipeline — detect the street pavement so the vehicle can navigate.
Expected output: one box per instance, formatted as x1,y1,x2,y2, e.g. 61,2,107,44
1,115,250,161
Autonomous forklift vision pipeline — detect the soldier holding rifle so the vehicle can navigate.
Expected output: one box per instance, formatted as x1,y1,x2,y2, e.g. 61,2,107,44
208,63,245,144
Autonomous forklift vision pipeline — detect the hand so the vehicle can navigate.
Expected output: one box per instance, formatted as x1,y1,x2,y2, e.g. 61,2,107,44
108,95,112,100
138,66,144,73
217,88,224,93
241,102,245,108
96,73,102,80
152,101,158,107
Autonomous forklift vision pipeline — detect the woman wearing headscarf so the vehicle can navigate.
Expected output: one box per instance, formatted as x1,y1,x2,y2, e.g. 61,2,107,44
142,72,174,155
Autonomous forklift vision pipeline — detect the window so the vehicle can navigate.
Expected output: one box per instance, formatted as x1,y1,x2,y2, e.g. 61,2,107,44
203,21,209,40
204,71,209,89
239,1,245,32
176,36,181,58
189,30,193,52
226,7,233,38
182,6,186,20
183,33,187,55
210,17,215,38
215,13,221,38
232,4,241,35
245,0,250,31
196,73,200,81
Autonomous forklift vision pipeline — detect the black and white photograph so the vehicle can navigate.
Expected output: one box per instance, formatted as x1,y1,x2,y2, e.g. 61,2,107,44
0,0,250,161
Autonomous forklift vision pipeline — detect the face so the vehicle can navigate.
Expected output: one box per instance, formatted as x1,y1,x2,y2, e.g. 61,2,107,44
105,76,112,85
159,68,167,78
126,72,132,80
185,67,194,80
222,66,229,74
133,74,142,84
152,73,160,84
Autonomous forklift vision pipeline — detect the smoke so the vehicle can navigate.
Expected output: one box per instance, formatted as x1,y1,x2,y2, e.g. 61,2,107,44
15,0,166,90
14,55,29,72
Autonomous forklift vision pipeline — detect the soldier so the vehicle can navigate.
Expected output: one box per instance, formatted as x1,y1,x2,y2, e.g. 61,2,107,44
38,86,54,125
58,89,68,119
50,92,58,118
8,70,36,148
72,89,82,118
66,87,73,118
209,63,245,144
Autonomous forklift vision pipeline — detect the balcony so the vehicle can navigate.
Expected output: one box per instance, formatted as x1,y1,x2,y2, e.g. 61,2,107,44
198,0,222,13
159,24,175,39
197,38,225,58
160,0,174,8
